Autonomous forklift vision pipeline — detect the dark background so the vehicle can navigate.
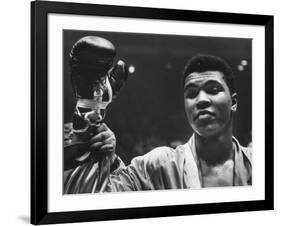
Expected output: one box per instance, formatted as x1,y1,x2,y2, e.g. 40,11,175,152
63,30,252,164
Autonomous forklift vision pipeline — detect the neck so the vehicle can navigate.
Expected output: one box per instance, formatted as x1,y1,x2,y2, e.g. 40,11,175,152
195,126,234,166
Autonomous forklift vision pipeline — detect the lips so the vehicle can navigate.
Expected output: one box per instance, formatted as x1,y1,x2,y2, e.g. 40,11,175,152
195,110,215,120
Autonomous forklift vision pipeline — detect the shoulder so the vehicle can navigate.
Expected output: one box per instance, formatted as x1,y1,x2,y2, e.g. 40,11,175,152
148,146,176,159
233,136,252,163
148,145,189,162
138,146,175,166
131,145,188,171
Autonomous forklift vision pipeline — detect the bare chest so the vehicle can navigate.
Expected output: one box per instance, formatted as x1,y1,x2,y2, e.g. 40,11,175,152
200,159,234,187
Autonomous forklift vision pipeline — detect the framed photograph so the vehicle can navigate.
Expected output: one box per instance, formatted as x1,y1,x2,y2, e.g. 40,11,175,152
31,0,274,224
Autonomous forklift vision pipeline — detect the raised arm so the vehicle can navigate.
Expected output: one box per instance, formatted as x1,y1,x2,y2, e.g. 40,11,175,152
63,123,124,194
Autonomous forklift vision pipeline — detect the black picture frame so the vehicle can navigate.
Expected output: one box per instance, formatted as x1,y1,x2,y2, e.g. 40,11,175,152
31,0,274,224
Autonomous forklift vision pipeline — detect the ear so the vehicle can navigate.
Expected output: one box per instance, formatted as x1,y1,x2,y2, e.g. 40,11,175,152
231,93,238,112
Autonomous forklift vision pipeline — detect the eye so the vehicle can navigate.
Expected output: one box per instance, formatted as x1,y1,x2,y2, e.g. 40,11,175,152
205,83,223,95
185,87,199,99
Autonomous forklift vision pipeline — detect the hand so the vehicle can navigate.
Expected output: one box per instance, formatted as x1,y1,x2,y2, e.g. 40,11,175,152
64,123,116,171
89,123,116,156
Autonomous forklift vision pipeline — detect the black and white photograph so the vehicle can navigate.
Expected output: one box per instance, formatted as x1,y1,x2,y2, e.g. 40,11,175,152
30,1,274,224
63,31,253,194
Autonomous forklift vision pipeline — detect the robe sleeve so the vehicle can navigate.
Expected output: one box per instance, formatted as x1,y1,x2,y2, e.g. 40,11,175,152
105,146,185,192
64,146,186,193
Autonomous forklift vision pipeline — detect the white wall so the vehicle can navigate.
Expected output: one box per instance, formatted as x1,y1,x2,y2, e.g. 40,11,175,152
0,0,279,225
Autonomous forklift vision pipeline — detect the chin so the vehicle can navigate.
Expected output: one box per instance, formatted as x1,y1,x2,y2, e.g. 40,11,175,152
197,131,217,137
194,125,221,137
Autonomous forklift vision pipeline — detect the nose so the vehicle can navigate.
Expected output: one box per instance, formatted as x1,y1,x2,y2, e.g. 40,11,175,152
196,90,211,109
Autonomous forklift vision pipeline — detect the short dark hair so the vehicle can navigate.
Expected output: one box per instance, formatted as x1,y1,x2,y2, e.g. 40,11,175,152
183,54,235,94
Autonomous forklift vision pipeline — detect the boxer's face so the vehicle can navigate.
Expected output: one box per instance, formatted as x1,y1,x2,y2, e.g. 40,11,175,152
183,71,237,137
